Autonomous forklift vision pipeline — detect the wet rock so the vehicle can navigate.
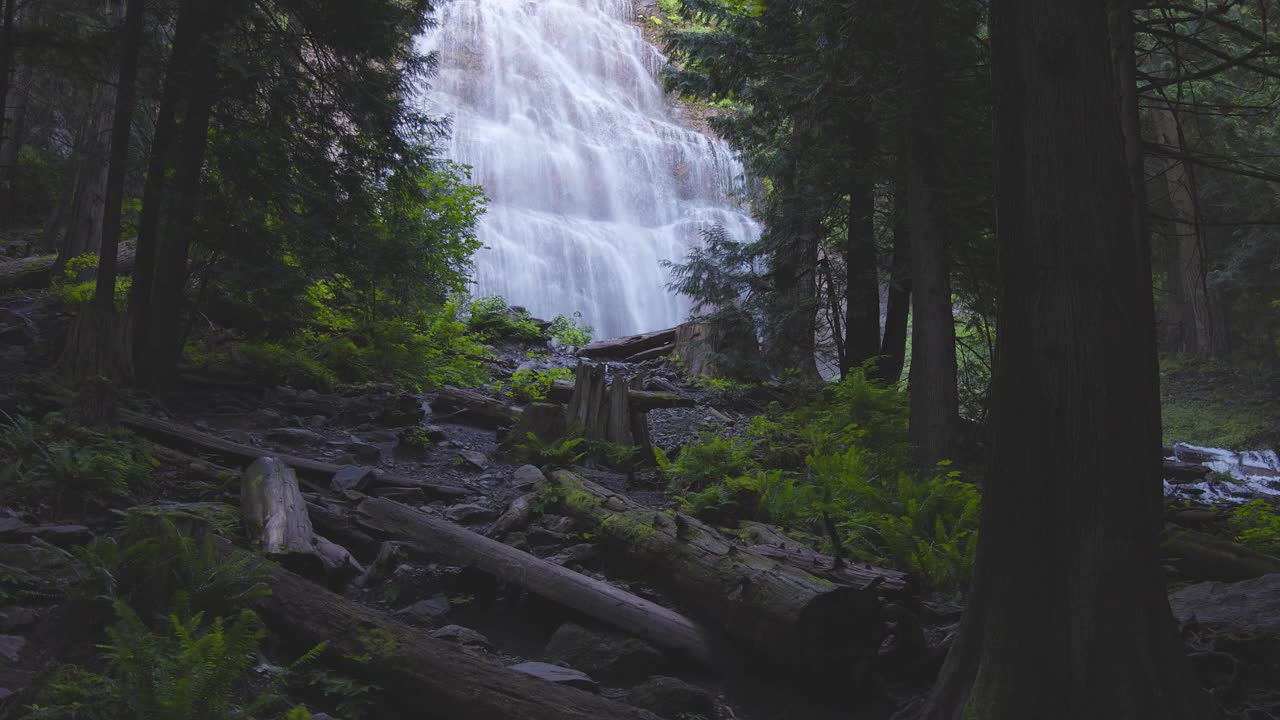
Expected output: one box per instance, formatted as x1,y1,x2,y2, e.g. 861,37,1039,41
430,624,492,649
0,607,38,632
543,622,664,682
331,465,375,493
396,594,451,626
511,464,547,489
422,425,449,442
445,504,500,524
625,676,716,719
456,450,490,471
0,635,25,662
509,662,598,692
267,427,324,445
1169,573,1280,635
345,441,383,463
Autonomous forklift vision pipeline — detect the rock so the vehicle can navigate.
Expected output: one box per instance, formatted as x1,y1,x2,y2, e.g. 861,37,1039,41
227,429,257,446
625,676,716,719
251,407,283,425
547,544,599,569
0,544,67,573
396,594,452,626
445,504,500,524
345,441,383,463
543,623,664,682
422,425,449,442
267,427,324,445
331,465,375,493
313,535,366,588
368,486,424,502
456,450,490,471
429,624,492,649
540,515,576,534
508,662,598,692
1169,573,1280,635
0,607,38,632
0,635,24,662
511,464,547,489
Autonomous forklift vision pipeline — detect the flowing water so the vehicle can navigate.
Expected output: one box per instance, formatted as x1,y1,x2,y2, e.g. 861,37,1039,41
419,0,759,339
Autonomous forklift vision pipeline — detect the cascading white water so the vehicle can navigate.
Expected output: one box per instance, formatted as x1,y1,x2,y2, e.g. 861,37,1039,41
419,0,759,339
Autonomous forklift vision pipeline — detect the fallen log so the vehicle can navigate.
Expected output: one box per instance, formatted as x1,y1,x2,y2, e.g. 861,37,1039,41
624,343,674,364
432,386,522,427
118,409,472,499
733,523,914,595
547,471,885,682
241,544,662,720
355,497,716,666
580,328,677,360
1162,525,1280,581
1163,459,1210,484
0,242,136,294
549,380,695,409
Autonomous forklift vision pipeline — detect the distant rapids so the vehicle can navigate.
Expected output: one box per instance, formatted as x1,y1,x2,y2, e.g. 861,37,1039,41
419,0,759,338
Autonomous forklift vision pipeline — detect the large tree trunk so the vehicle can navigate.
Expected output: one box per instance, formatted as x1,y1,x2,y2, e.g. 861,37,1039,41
354,497,717,666
876,172,911,384
909,2,1214,717
844,120,882,378
239,544,662,720
548,471,887,685
902,0,959,465
765,124,820,378
0,0,25,228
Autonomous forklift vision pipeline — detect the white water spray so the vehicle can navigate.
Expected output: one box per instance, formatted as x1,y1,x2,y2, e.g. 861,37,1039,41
420,0,759,339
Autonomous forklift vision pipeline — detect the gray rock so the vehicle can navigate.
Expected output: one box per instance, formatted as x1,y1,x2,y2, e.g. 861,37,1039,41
396,594,451,626
0,607,38,632
331,465,375,493
226,429,258,446
511,464,547,489
626,676,716,719
543,622,664,682
354,430,400,444
508,662,598,692
445,504,500,524
267,427,325,445
429,624,492,649
1169,572,1280,635
456,450,490,470
345,441,383,463
422,425,449,442
547,544,599,569
0,635,25,663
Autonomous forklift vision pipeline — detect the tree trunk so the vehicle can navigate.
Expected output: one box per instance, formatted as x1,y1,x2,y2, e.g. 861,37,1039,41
548,471,885,685
765,124,820,378
432,385,523,427
876,174,911,384
0,0,25,228
844,122,882,378
355,497,716,665
902,0,959,465
909,1,1214,717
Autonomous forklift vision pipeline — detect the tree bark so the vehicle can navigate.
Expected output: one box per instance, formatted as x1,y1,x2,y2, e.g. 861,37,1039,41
902,0,959,464
547,471,884,685
844,121,882,378
0,0,24,228
910,1,1215,717
354,496,717,666
765,123,820,378
876,168,912,384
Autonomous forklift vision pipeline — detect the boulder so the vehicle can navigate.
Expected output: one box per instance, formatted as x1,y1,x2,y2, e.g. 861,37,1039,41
344,441,383,463
543,622,665,682
396,594,452,626
430,624,493,650
456,450,491,471
508,662,598,692
1169,573,1280,636
0,635,24,663
625,676,716,720
511,464,548,489
331,465,375,493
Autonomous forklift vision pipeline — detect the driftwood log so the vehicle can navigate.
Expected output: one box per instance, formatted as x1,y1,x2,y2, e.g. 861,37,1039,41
355,497,716,666
239,544,661,720
547,471,886,682
579,328,677,360
117,409,472,499
0,242,137,294
432,386,522,427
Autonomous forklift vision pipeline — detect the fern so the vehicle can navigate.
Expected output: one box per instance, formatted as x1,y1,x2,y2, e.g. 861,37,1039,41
515,432,587,469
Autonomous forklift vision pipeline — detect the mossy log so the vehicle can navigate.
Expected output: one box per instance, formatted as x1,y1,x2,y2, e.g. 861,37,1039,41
354,497,716,666
432,386,522,427
547,471,885,683
735,522,916,597
1162,525,1280,581
118,409,471,499
237,543,662,720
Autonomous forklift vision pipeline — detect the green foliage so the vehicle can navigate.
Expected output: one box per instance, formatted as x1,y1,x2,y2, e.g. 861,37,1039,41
1230,500,1280,556
49,254,132,311
234,342,339,392
491,367,573,403
302,669,381,720
1160,359,1276,449
0,413,157,512
516,433,587,470
658,432,758,491
467,297,547,344
548,311,594,347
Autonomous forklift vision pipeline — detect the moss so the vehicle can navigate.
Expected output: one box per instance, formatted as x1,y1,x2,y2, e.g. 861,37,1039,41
1160,358,1278,449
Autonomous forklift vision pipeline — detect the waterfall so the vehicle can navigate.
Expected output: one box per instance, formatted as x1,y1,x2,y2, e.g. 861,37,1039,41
419,0,759,339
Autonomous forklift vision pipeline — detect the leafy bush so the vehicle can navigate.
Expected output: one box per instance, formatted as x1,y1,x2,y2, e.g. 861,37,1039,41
549,311,593,347
466,297,547,343
1230,499,1280,555
50,254,132,310
656,432,758,491
491,367,573,403
0,413,157,512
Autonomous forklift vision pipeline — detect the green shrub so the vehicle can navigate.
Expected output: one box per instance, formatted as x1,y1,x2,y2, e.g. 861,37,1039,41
491,367,573,403
1230,499,1280,555
49,254,132,311
549,311,593,347
237,342,339,391
516,432,586,469
656,432,758,491
466,296,547,343
0,413,157,512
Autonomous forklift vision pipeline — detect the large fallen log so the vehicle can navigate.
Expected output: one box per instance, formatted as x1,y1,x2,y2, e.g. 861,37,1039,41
242,544,661,720
734,522,915,597
431,386,522,427
118,409,472,499
549,380,695,409
0,242,136,294
354,497,716,666
579,328,677,360
547,471,886,682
